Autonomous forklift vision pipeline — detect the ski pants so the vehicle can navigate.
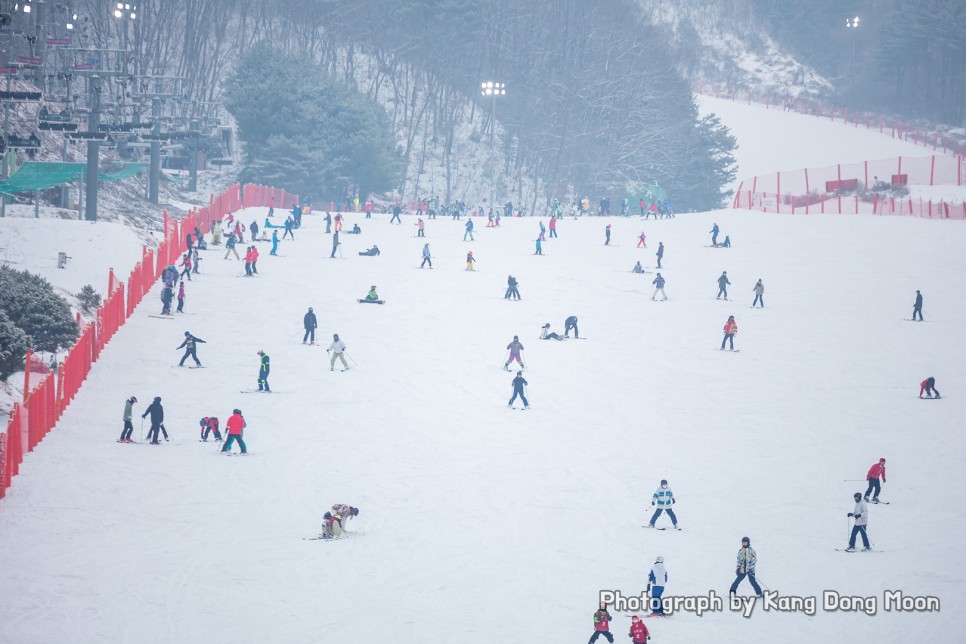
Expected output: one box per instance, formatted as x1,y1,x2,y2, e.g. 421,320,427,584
283,228,294,240
721,333,735,350
258,368,270,391
121,419,134,441
330,352,348,370
549,229,557,238
657,255,662,268
865,478,881,500
147,421,166,443
717,286,728,299
509,388,529,407
225,246,239,260
849,525,870,549
730,571,762,595
421,256,432,268
588,631,614,644
180,266,191,281
564,320,579,338
304,328,315,343
637,239,646,247
604,234,610,245
180,348,201,366
222,433,247,453
271,241,278,255
325,222,331,233
652,287,667,300
202,426,222,441
177,298,184,313
245,262,252,276
464,230,474,241
712,233,719,245
650,585,665,614
505,287,520,300
390,213,401,224
753,294,764,307
417,229,425,237
913,305,923,321
506,354,523,367
649,507,677,527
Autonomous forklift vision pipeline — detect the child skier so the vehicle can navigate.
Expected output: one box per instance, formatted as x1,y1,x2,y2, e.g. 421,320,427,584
540,323,563,341
919,376,941,398
604,224,612,245
221,409,247,454
534,238,543,255
176,281,186,313
721,316,737,351
200,416,222,441
466,251,476,270
752,279,764,308
651,273,667,300
637,231,647,248
505,275,520,300
588,602,613,644
846,492,871,551
716,271,730,299
647,479,679,529
119,396,137,442
177,331,205,367
729,536,763,596
648,557,667,616
629,615,650,642
504,336,525,370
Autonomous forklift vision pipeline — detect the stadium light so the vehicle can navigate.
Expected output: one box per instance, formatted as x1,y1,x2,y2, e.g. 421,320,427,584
845,16,860,78
480,81,506,209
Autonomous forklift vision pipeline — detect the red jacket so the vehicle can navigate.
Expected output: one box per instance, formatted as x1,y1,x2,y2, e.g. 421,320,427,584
549,217,557,229
629,620,650,642
723,319,738,334
245,248,255,263
867,463,886,482
252,247,259,261
226,413,245,435
593,609,611,632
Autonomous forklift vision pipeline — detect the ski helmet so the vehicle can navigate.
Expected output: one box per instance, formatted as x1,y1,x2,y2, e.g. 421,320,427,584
879,458,886,463
513,335,519,341
516,371,523,376
660,479,668,486
352,507,359,516
333,333,339,340
233,408,241,415
631,615,640,621
741,536,750,544
184,331,191,336
129,396,137,403
854,492,862,500
656,556,664,563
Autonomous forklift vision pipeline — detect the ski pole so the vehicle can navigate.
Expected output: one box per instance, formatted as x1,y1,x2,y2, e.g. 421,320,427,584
842,479,865,482
345,352,359,367
140,417,145,443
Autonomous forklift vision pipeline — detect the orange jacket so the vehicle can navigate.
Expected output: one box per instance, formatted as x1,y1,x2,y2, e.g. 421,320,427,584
723,320,738,334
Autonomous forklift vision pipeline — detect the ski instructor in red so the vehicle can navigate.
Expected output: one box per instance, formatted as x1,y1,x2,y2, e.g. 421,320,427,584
864,458,886,503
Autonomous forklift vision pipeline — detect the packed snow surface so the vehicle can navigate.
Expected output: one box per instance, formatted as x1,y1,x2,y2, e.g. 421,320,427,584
0,206,963,644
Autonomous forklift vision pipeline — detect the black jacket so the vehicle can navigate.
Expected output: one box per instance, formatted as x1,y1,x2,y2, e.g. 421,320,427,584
304,312,317,329
142,400,164,423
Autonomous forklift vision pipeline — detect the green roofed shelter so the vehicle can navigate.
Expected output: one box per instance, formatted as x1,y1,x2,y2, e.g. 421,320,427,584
0,161,148,195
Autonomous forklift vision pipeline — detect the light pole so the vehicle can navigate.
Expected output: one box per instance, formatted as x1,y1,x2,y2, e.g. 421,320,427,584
846,16,859,79
481,81,505,211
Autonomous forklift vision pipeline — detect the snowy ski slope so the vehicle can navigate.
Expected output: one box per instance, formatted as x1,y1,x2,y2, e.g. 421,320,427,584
0,204,963,643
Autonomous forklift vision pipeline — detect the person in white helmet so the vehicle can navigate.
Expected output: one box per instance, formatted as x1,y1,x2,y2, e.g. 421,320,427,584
648,556,668,616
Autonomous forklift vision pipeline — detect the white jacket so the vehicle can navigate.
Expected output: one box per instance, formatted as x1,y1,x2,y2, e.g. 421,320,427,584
649,562,667,586
852,499,868,526
328,340,346,353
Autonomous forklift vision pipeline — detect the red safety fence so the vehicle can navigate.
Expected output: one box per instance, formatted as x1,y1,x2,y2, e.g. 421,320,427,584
734,190,966,219
0,183,297,499
696,82,966,158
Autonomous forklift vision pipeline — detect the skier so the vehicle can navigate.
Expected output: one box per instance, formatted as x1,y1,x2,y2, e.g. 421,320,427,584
179,253,192,281
716,271,731,300
250,245,259,274
358,245,380,256
710,223,720,246
177,331,205,367
465,251,476,271
221,408,247,454
504,336,525,370
244,246,254,276
330,230,340,259
324,504,360,538
538,220,546,241
729,536,763,596
721,315,738,351
629,615,650,643
647,479,679,529
191,247,201,274
334,212,343,232
753,279,764,308
864,458,886,503
604,224,612,246
588,602,613,644
119,396,137,442
390,206,402,224
420,243,432,268
328,333,349,371
534,238,543,255
540,323,563,341
919,376,941,398
176,281,186,313
912,290,923,321
200,416,222,441
303,307,318,344
639,198,646,216
648,556,667,616
270,230,279,256
141,396,165,444
257,350,271,392
651,273,667,301
656,242,664,269
251,219,259,242
417,218,425,237
846,492,871,551
564,315,579,338
632,261,643,274
331,503,360,526
505,275,520,300
224,231,240,260
267,197,274,218
464,217,474,241
549,214,558,238
325,212,332,233
637,231,647,248
160,285,174,315
282,216,295,240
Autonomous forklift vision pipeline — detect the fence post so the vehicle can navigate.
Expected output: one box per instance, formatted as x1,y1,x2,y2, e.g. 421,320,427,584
22,347,32,399
930,156,935,185
776,173,781,213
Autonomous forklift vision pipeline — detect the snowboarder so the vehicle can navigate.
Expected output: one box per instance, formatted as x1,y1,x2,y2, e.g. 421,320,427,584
632,261,643,273
420,243,432,268
604,224,612,246
846,492,871,551
716,271,731,300
564,315,579,338
270,230,279,256
119,396,137,442
540,323,563,341
176,281,186,313
177,331,205,367
729,536,763,596
864,458,886,503
505,275,520,300
647,479,678,529
221,409,247,454
257,350,270,392
358,245,380,256
721,315,738,351
361,285,382,304
648,556,667,616
141,396,165,444
330,230,340,259
651,274,667,301
549,215,558,238
656,242,664,269
629,615,650,643
508,371,529,408
303,307,317,344
919,376,941,399
722,235,731,248
504,336,525,370
465,251,476,271
200,416,222,441
637,231,647,248
464,218,474,241
328,333,349,371
710,223,720,246
588,602,613,644
912,290,923,321
534,238,543,255
753,279,764,308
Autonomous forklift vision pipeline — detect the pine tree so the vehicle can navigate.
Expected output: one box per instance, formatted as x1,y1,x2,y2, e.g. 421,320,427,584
0,266,78,353
0,310,29,380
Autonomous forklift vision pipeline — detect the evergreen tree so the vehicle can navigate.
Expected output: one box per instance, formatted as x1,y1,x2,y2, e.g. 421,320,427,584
0,310,29,381
668,113,738,211
0,266,78,353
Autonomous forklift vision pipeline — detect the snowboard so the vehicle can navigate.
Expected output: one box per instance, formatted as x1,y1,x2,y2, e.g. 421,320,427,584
357,299,386,304
239,389,277,394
